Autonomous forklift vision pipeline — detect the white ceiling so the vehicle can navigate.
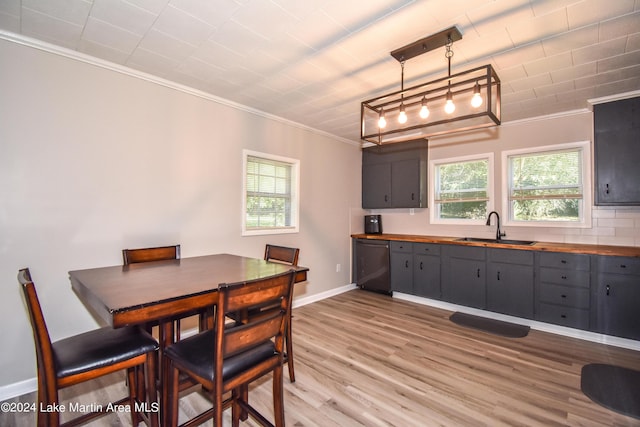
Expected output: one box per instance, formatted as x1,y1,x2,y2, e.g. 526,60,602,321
1,0,639,143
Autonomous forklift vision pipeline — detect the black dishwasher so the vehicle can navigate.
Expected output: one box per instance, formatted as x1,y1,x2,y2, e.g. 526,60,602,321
355,239,391,294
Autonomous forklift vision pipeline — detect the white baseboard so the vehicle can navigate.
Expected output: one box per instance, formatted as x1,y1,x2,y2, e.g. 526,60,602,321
0,283,358,402
393,292,640,352
0,378,37,402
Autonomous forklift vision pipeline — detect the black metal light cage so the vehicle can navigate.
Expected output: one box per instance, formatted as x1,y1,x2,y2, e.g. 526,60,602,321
361,64,501,145
361,27,501,144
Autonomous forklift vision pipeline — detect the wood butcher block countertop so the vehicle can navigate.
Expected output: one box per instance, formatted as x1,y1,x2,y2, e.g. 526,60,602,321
351,233,640,258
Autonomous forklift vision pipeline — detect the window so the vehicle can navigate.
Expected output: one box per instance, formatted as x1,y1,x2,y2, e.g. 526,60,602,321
431,154,493,223
242,150,299,236
503,141,591,227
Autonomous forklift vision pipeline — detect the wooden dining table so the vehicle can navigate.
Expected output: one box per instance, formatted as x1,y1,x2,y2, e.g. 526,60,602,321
68,253,308,425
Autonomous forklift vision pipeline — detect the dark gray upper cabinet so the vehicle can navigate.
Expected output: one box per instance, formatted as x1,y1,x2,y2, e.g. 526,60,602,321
362,139,428,209
594,96,640,205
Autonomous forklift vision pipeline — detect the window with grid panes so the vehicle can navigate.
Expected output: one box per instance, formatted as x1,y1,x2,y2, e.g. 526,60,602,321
243,150,299,235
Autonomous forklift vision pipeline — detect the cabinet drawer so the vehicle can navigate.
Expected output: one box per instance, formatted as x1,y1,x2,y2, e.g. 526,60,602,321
390,241,412,253
597,256,640,276
538,283,590,309
539,252,590,270
488,248,533,265
413,243,441,256
537,303,590,329
539,267,590,288
446,245,486,260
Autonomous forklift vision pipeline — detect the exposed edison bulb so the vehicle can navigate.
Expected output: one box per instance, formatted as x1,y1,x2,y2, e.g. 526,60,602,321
378,110,386,128
419,97,430,119
398,104,407,124
471,82,483,108
444,91,455,114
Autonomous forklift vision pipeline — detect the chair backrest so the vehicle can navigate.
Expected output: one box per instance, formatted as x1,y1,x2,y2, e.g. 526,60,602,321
18,268,57,407
122,244,181,265
215,270,296,380
264,244,299,266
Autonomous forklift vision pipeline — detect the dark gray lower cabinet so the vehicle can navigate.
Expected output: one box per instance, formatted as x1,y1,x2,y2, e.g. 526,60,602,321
355,238,639,341
535,252,591,329
486,249,534,319
442,245,486,309
593,256,640,341
390,241,413,293
413,243,441,298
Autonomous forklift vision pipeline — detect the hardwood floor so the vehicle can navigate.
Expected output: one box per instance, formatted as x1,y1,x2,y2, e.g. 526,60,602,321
4,289,640,426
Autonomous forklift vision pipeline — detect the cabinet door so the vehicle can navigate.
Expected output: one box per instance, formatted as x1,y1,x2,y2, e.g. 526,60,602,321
391,249,413,293
414,254,440,298
443,258,486,308
594,97,640,205
362,163,391,208
487,262,534,318
391,159,422,208
594,273,640,340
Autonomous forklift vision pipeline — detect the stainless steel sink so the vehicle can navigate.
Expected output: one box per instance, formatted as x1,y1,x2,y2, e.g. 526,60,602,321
456,237,536,246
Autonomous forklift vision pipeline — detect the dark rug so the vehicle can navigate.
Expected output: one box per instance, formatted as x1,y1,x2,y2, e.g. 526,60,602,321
581,364,640,420
449,312,530,338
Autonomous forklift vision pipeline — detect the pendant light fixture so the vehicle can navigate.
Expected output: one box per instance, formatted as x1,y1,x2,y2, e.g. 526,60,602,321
361,26,501,145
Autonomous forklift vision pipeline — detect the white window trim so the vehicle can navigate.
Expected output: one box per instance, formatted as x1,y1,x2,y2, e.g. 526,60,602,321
501,141,592,228
429,152,495,225
242,149,300,236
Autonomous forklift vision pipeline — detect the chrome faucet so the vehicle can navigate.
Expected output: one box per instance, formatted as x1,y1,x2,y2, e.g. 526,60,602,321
486,211,506,241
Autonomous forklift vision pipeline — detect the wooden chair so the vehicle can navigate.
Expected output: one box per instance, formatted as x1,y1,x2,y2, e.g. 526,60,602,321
123,245,206,341
264,244,299,266
122,244,180,265
264,244,299,383
18,268,159,427
164,269,296,427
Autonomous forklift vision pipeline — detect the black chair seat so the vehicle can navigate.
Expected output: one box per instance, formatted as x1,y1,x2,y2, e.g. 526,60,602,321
164,329,277,383
54,326,158,379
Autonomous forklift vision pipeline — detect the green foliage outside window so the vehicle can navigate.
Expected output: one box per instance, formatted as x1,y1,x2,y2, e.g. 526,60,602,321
436,159,489,220
509,149,582,222
246,156,292,229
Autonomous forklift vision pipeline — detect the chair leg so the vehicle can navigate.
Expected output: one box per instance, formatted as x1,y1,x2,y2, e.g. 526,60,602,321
273,365,285,427
166,363,180,427
286,313,295,382
126,367,139,426
231,388,241,427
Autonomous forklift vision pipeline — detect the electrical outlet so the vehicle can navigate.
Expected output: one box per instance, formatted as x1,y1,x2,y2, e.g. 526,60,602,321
336,263,341,273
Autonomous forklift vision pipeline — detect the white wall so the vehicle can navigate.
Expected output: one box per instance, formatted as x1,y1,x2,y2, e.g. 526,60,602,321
369,112,640,247
0,38,361,391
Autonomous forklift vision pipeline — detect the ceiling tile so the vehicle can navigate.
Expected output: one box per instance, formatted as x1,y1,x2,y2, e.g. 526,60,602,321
523,51,573,76
551,62,598,83
567,0,636,29
83,16,142,54
599,11,640,41
466,0,534,37
22,0,91,25
572,37,628,65
169,0,238,27
0,10,19,33
77,38,130,64
139,28,199,62
90,0,158,36
21,7,83,49
542,24,599,56
509,73,553,92
506,7,568,46
153,4,215,46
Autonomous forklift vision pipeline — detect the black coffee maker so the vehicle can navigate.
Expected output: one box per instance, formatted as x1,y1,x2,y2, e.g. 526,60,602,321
364,215,382,234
